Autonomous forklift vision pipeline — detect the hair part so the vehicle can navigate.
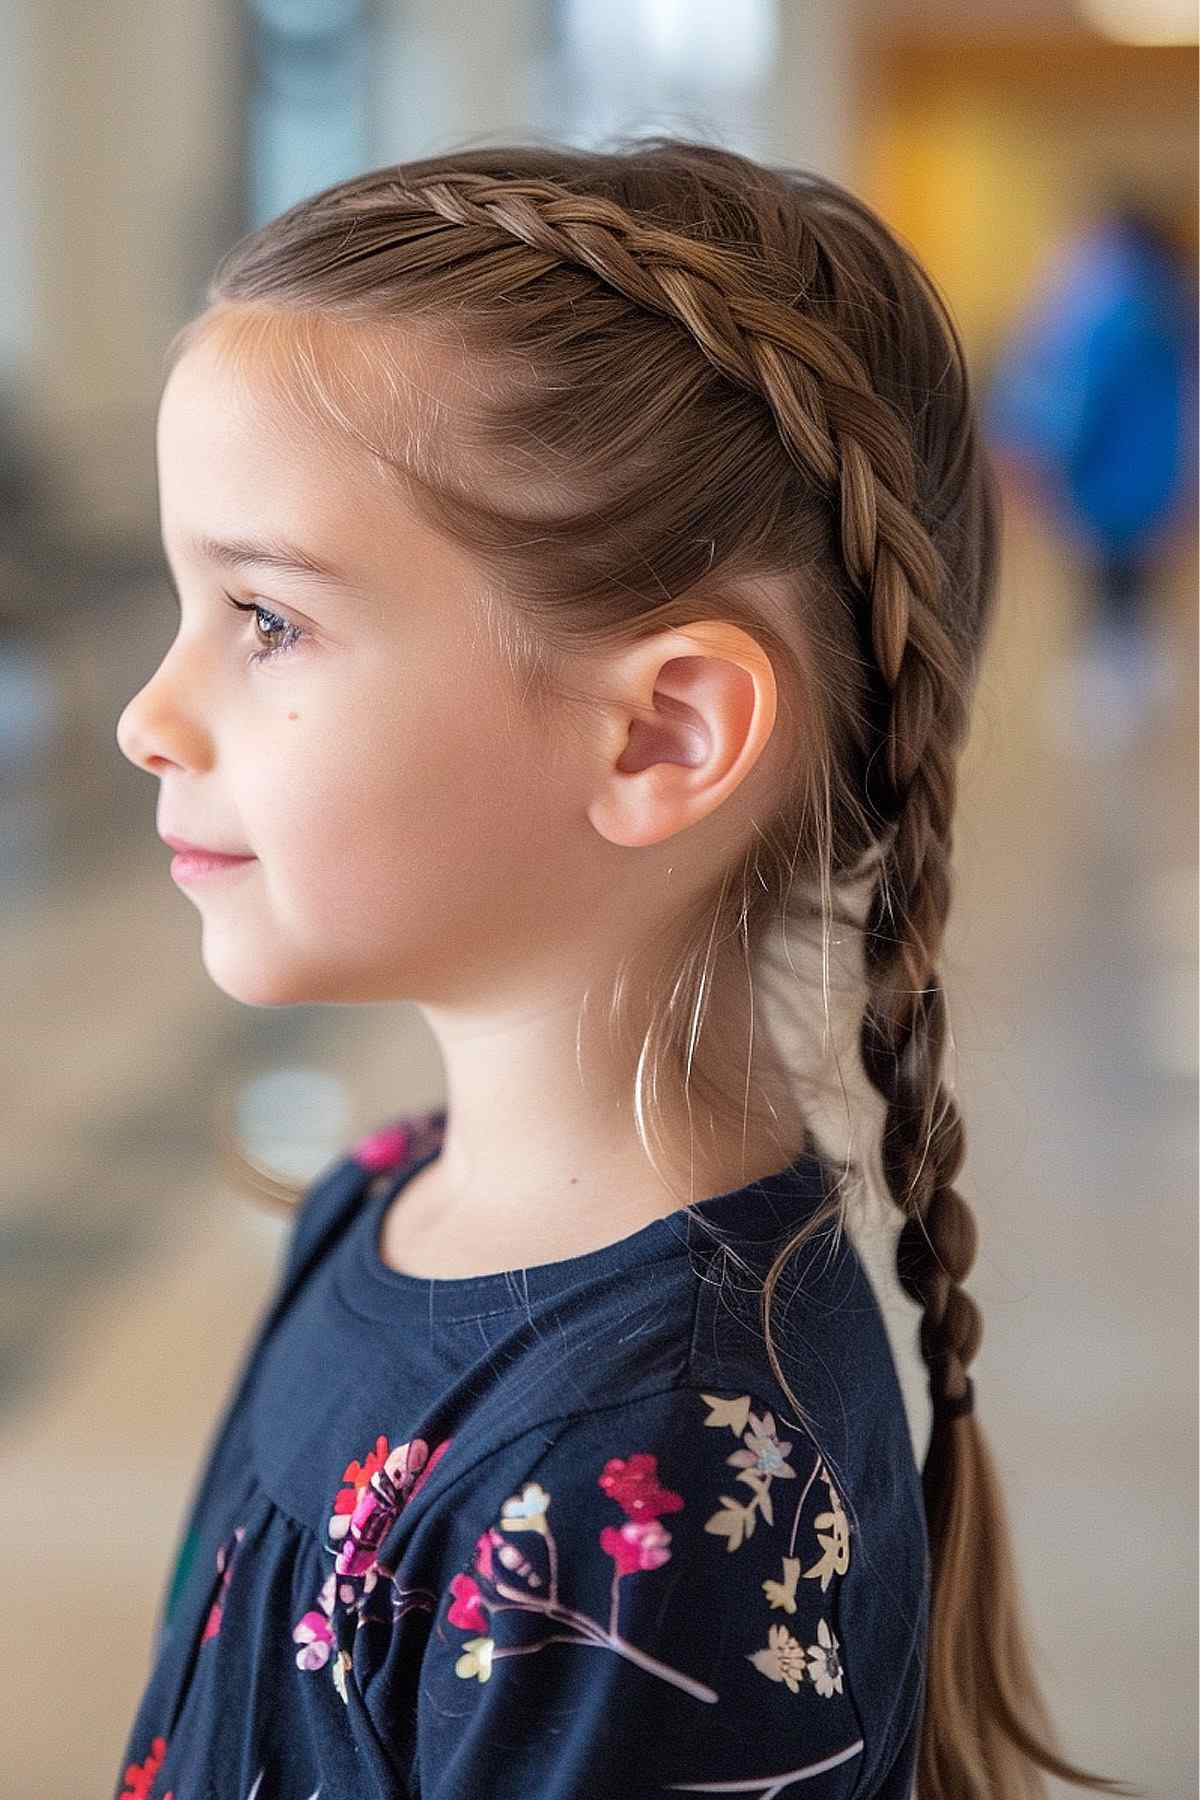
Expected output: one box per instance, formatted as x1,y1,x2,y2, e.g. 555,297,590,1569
176,135,1136,1799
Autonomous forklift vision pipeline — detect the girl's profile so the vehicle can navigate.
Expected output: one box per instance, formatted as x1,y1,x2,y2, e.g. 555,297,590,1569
113,136,1134,1800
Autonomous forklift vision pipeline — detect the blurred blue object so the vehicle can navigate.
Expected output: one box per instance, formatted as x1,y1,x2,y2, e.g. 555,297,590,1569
985,197,1196,756
985,200,1197,559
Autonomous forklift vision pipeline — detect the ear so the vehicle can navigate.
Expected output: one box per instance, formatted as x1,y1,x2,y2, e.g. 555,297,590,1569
587,620,779,850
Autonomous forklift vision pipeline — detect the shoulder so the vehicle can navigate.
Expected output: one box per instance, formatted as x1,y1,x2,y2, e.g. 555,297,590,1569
442,1383,857,1665
360,1384,888,1799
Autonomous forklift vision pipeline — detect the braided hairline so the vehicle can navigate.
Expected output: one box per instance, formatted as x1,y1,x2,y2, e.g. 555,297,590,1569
384,166,980,1413
375,172,939,590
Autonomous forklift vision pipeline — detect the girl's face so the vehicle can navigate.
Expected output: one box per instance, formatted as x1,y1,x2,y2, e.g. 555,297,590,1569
117,330,600,1010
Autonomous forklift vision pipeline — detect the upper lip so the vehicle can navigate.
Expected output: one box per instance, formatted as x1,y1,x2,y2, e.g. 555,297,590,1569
160,831,254,858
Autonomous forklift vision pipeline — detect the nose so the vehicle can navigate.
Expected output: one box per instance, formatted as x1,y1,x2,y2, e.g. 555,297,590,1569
116,641,211,776
115,687,164,773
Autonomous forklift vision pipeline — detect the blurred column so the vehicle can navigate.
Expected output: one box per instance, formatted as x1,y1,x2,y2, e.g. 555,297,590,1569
245,0,371,229
372,0,856,192
14,0,245,546
371,0,544,161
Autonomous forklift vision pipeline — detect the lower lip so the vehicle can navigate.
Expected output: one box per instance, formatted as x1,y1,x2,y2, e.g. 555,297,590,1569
170,851,257,883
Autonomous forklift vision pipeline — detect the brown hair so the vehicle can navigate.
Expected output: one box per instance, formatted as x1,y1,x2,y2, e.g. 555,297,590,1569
170,136,1136,1798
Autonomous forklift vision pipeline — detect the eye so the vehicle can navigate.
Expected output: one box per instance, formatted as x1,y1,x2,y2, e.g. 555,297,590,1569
223,593,308,664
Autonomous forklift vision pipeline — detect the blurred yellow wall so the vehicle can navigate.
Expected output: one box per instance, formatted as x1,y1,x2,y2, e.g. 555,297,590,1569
853,35,1197,366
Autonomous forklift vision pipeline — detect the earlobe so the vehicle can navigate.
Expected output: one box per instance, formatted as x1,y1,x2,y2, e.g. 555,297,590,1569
587,622,779,851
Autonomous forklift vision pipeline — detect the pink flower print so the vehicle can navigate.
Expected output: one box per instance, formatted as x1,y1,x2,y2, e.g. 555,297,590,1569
293,1570,335,1671
599,1515,673,1576
472,1525,502,1583
337,1483,390,1578
597,1451,684,1521
725,1408,796,1482
330,1434,453,1577
351,1121,412,1172
293,1605,335,1672
463,1520,548,1602
292,1570,349,1671
200,1523,246,1644
293,1568,361,1703
351,1107,447,1173
447,1571,488,1632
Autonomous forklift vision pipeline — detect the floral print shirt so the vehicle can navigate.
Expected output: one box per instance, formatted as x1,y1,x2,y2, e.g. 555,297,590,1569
113,1109,929,1800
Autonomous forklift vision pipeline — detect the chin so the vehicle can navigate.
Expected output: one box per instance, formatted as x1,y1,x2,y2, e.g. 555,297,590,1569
197,944,313,1009
200,941,396,1009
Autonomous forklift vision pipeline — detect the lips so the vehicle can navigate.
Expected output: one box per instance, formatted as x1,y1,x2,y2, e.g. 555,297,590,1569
160,831,254,858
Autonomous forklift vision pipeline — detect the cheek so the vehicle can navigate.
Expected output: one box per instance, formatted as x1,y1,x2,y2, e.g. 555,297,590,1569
249,700,547,913
206,690,590,1005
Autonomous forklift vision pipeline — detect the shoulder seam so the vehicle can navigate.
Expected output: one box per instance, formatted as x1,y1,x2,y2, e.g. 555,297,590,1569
407,1380,819,1524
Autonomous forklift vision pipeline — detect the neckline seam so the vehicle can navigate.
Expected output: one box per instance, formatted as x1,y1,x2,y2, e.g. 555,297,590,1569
334,1132,827,1326
338,1208,698,1325
349,1149,707,1321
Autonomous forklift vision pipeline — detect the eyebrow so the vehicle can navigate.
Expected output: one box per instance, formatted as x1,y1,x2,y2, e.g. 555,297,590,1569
179,531,355,591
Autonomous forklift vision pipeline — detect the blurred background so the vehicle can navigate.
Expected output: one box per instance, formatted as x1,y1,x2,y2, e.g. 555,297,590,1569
0,1,1195,1794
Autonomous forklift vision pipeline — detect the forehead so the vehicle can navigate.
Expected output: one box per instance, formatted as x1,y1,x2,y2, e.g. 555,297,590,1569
153,315,493,596
156,310,479,518
155,327,389,554
158,327,322,461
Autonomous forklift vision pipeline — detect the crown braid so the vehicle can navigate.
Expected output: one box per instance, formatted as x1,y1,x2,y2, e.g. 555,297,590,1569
385,170,939,571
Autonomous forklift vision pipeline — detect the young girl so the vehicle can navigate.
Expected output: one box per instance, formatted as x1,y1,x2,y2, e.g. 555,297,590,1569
113,137,1131,1800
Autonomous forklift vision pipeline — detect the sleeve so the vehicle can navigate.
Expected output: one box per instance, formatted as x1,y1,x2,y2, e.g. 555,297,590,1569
406,1388,872,1800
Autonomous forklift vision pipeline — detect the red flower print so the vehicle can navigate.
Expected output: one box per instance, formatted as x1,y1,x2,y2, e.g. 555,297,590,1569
408,1439,452,1504
447,1571,488,1631
599,1515,674,1575
597,1452,684,1521
337,1432,392,1495
441,1441,722,1705
329,1434,453,1577
118,1733,167,1800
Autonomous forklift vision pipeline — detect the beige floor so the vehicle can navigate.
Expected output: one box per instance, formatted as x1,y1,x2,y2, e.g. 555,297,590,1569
1,490,1195,1799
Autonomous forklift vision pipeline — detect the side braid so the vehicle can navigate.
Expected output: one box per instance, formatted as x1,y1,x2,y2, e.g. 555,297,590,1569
863,806,982,1427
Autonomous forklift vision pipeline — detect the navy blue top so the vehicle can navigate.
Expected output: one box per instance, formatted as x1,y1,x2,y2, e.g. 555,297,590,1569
113,1108,929,1800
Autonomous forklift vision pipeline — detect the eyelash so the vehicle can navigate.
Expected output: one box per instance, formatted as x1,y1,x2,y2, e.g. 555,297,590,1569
222,592,308,664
